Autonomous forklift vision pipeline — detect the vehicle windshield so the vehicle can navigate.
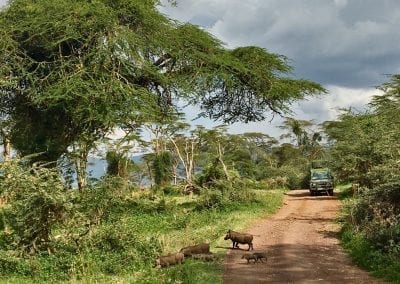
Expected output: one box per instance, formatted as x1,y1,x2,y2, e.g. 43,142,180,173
311,172,331,180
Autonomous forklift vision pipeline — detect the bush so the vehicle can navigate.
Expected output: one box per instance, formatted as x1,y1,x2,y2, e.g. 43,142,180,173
162,185,181,196
345,181,400,254
341,226,400,282
195,161,226,188
0,251,32,276
0,160,70,254
194,190,226,210
194,179,257,211
276,165,309,190
152,152,173,186
263,176,288,189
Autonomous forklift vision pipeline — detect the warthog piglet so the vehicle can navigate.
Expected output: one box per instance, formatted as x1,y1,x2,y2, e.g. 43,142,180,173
253,251,268,263
155,252,184,268
241,252,257,264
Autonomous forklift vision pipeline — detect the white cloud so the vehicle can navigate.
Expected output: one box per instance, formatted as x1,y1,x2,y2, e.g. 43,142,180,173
227,86,381,138
292,86,381,122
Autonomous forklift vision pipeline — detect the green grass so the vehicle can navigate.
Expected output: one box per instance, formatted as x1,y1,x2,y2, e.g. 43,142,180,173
1,188,285,283
128,189,285,283
341,227,400,283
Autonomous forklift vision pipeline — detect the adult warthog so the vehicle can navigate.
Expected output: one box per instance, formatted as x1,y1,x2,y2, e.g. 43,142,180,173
224,229,253,250
179,243,210,257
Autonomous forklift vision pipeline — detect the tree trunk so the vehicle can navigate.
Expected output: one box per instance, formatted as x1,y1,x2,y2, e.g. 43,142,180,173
3,136,11,161
172,164,178,185
75,157,87,192
170,138,194,184
145,160,154,187
217,142,230,180
186,139,195,184
73,142,89,192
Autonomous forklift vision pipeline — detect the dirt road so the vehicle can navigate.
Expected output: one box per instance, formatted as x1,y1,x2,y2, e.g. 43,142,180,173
223,189,383,283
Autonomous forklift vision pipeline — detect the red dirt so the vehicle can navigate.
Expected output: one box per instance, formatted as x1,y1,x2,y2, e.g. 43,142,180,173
222,189,384,283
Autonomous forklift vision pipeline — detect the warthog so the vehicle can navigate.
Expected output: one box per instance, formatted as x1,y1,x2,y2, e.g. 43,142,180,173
155,252,184,268
241,252,257,264
191,253,216,261
253,251,268,263
179,243,210,257
224,229,253,250
241,251,267,264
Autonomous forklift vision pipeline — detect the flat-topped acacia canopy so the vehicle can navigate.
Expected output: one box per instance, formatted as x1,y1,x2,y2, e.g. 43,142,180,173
0,0,325,162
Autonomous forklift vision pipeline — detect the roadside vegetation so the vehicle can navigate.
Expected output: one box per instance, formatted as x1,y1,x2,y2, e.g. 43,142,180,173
0,158,285,283
324,75,400,283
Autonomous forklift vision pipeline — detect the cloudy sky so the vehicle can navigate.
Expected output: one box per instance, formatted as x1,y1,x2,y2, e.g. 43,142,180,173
159,0,400,136
1,0,399,137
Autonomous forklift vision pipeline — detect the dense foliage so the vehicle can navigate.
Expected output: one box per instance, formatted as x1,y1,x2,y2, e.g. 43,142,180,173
324,75,400,282
0,0,324,190
0,159,284,282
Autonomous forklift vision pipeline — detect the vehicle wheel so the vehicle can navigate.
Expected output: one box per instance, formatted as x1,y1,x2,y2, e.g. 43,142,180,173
328,189,334,196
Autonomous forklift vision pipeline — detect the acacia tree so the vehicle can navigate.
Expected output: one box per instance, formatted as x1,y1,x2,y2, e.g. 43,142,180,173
371,75,400,182
0,0,325,190
194,126,232,180
279,117,325,159
323,111,386,187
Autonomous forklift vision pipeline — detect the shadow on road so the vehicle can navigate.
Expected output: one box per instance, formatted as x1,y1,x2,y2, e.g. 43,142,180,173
223,243,382,283
215,246,249,251
286,190,337,200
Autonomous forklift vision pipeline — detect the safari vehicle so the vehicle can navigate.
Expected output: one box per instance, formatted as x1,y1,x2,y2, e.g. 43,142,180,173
309,160,334,196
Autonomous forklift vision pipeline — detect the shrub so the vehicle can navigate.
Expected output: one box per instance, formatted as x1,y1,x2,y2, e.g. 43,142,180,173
341,226,400,283
152,152,173,186
263,176,288,189
0,160,70,254
194,190,226,210
162,185,181,196
194,179,257,211
345,181,400,254
0,251,32,276
195,161,226,188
